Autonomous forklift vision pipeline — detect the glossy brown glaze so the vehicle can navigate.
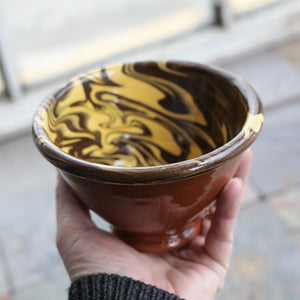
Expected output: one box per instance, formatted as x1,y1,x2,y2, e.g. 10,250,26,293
32,61,263,252
60,156,240,252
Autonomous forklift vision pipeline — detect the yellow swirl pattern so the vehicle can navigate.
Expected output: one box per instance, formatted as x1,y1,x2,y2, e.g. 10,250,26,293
35,62,249,167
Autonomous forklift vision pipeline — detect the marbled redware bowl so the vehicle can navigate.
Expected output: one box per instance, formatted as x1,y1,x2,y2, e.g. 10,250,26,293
32,61,263,252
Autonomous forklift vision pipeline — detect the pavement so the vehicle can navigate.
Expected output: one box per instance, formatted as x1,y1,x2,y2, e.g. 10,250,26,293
0,12,300,300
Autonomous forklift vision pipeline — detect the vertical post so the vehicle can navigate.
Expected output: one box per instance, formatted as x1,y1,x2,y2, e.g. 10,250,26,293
0,13,22,101
213,0,233,27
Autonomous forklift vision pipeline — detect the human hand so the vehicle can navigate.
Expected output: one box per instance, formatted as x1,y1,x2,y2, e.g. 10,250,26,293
56,149,252,300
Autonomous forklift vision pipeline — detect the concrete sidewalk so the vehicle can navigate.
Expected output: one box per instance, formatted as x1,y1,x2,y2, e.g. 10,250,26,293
0,37,299,300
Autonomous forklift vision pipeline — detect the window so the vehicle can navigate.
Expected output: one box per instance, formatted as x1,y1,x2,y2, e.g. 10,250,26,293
0,0,296,102
0,0,212,93
231,0,285,15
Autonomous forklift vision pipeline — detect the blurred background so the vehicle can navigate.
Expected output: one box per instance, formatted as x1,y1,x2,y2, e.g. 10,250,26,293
0,0,299,299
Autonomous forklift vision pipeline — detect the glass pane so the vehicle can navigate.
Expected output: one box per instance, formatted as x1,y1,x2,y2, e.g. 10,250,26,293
230,0,283,14
0,0,212,87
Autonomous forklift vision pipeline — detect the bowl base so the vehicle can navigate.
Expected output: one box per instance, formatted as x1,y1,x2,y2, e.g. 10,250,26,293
114,218,202,253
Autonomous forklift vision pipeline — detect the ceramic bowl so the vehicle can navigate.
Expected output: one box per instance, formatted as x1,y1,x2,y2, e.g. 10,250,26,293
32,61,263,252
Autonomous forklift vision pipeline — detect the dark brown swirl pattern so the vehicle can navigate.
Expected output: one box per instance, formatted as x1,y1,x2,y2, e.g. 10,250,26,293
35,61,249,167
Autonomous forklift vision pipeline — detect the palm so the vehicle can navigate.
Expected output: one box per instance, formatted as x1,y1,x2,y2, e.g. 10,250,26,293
56,149,252,300
59,226,223,300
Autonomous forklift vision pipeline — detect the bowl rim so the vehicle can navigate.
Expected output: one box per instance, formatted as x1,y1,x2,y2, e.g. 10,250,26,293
32,60,263,184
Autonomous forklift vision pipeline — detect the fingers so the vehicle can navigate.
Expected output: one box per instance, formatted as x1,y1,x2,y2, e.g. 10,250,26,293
234,149,252,183
199,218,212,236
199,201,216,236
202,150,252,272
203,178,243,271
56,173,96,243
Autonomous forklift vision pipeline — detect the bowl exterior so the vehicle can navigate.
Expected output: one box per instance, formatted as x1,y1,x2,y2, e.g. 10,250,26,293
60,155,241,252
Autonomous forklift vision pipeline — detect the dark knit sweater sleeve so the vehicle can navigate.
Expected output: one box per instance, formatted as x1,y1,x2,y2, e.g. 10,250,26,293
69,273,184,300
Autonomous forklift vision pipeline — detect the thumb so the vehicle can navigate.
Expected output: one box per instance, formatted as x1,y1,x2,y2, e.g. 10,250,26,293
56,173,96,244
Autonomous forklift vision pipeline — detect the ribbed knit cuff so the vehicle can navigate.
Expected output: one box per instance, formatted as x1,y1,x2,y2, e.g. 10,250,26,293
69,273,183,300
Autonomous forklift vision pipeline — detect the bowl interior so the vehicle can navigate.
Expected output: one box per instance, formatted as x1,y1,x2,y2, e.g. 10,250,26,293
40,61,249,167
